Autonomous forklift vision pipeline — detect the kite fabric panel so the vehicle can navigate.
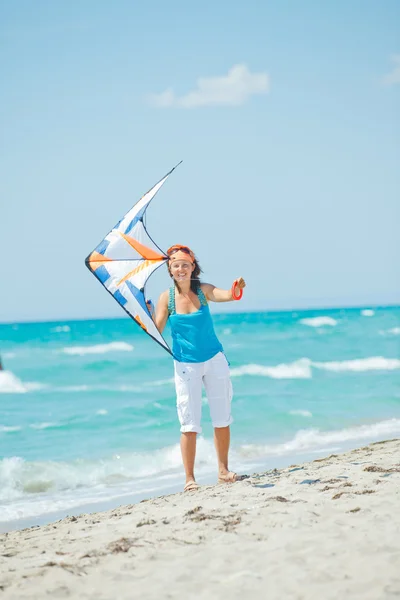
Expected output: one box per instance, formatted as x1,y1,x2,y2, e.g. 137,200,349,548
85,165,181,355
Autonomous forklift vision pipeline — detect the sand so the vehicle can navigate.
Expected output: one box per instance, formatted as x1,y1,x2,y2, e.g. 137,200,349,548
1,439,400,599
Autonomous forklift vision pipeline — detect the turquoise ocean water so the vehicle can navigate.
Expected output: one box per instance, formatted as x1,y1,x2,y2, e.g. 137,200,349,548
1,306,399,529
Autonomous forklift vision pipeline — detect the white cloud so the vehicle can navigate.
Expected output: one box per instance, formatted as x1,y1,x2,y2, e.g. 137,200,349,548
149,64,270,108
382,54,400,85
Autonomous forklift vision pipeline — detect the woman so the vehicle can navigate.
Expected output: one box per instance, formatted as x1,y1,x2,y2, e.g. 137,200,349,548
153,244,246,492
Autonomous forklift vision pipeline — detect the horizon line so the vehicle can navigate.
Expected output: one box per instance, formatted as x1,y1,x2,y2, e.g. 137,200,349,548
0,302,399,326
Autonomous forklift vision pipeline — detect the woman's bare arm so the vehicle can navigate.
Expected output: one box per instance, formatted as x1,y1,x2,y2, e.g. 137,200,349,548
202,277,246,303
154,290,169,333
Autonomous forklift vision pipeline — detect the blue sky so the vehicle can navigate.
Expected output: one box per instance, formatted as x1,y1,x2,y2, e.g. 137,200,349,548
1,0,399,322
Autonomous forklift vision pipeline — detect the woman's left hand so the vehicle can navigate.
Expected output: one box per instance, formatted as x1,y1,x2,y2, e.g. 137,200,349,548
231,277,246,300
234,277,246,290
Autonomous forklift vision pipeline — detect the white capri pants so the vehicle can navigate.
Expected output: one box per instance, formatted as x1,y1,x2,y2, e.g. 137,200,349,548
174,351,234,434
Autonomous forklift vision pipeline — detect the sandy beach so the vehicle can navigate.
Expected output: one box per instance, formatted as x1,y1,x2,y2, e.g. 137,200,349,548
1,439,399,599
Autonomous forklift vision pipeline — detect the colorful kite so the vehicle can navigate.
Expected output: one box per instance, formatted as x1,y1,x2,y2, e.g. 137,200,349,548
85,164,181,355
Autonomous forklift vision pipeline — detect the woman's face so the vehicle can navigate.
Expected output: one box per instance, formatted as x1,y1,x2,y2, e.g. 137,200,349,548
169,259,195,282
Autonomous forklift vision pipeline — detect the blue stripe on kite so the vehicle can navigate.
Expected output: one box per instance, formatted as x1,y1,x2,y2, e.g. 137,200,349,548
125,280,148,313
96,265,111,284
113,289,127,306
96,239,110,255
125,205,147,235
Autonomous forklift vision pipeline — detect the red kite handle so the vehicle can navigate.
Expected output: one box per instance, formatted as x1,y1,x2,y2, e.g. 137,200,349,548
231,280,243,301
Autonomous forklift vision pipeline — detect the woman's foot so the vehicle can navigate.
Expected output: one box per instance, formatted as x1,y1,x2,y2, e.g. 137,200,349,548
184,480,199,492
218,471,237,484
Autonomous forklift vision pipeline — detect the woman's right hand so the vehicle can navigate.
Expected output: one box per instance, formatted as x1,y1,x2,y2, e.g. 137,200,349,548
146,299,155,316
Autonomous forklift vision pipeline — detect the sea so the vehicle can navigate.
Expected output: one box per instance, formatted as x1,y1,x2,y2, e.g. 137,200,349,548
1,306,399,531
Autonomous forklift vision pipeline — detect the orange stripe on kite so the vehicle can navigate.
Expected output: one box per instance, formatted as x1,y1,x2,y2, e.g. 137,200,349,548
88,251,112,270
116,259,162,286
134,315,148,332
89,251,112,262
119,232,165,261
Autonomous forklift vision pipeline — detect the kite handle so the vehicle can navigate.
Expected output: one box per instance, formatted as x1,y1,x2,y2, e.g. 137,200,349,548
146,299,155,316
231,280,243,301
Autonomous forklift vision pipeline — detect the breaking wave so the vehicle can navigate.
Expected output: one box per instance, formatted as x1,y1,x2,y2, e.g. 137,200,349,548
0,425,22,433
238,418,400,459
299,316,337,327
289,409,313,418
0,371,26,394
62,342,134,356
29,422,60,430
0,437,216,521
231,359,312,379
230,356,400,379
0,422,65,434
313,356,400,372
0,371,46,394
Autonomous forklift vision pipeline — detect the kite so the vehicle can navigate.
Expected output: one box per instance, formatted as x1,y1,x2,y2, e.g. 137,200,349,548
85,164,182,355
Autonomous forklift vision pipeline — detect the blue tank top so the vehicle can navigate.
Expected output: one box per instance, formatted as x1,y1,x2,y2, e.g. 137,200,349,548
168,286,223,363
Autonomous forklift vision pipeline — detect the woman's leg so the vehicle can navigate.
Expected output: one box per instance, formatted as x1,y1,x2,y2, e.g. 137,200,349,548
214,425,232,478
180,432,197,484
174,360,203,489
203,353,236,482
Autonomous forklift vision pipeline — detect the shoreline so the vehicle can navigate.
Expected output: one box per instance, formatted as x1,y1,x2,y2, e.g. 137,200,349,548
2,433,397,534
1,439,399,599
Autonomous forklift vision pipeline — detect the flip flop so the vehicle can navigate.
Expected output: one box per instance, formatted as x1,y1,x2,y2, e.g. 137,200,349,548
218,471,238,484
184,480,199,492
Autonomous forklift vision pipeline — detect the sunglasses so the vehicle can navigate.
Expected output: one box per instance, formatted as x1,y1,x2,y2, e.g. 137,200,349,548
166,245,194,258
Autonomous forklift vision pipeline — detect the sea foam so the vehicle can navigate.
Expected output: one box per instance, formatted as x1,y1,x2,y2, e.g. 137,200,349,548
62,342,134,356
0,371,26,393
313,356,400,372
230,359,312,379
231,356,400,379
0,425,22,433
29,422,60,430
289,409,313,418
2,419,399,522
0,437,215,509
299,316,337,327
239,418,400,458
0,371,45,394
